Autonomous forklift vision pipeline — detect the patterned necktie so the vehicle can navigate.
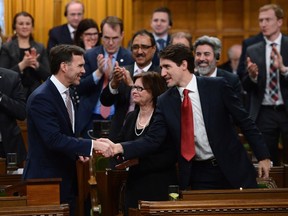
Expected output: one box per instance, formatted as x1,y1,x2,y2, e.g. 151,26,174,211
157,38,165,51
181,89,195,161
269,43,279,103
65,89,73,125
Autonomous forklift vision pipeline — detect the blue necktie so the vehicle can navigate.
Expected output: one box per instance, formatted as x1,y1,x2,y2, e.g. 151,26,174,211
157,39,165,51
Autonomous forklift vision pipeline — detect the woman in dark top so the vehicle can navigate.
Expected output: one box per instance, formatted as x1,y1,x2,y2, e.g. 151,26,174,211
114,72,178,215
74,18,100,50
0,11,50,100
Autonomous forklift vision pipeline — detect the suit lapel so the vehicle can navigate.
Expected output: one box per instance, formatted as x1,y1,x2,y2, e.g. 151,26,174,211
196,77,210,128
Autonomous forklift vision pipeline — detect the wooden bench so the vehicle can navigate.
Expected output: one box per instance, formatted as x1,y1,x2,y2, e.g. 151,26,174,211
0,178,68,215
268,164,288,187
0,203,69,215
131,199,288,215
182,187,288,201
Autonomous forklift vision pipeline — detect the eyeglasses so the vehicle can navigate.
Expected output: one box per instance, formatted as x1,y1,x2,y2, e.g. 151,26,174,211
83,32,98,37
131,85,145,92
102,36,120,43
131,44,153,51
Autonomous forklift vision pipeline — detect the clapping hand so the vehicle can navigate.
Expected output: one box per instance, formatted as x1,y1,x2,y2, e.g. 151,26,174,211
19,47,40,71
96,54,113,79
246,57,259,79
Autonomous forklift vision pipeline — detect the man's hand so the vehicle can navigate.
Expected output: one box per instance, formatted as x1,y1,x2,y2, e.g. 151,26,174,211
96,54,113,79
92,139,113,157
271,46,288,74
258,159,271,179
78,156,90,163
95,138,124,157
111,61,125,89
246,57,259,79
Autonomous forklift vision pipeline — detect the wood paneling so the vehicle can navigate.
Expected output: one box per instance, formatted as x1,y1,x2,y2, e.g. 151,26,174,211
131,0,288,64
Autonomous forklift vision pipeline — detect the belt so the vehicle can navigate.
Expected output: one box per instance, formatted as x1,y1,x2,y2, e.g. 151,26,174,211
192,158,218,167
262,105,286,112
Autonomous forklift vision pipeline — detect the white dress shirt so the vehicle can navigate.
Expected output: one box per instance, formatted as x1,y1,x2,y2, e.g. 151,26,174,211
178,74,214,160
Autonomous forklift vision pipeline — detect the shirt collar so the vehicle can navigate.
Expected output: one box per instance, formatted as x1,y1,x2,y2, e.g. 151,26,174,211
177,74,197,97
153,34,168,42
50,75,69,95
67,24,76,35
134,62,153,73
264,33,282,46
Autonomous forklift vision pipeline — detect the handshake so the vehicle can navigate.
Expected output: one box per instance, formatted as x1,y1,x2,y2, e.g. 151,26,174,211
92,138,123,157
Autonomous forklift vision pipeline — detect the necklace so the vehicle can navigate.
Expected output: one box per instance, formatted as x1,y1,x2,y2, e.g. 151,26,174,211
134,110,154,136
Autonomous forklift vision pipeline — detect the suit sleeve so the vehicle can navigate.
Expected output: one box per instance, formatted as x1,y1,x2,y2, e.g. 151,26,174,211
28,94,91,158
220,80,270,161
0,72,26,120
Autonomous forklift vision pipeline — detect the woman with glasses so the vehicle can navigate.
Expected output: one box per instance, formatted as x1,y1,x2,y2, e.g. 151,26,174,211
113,72,178,215
74,18,100,50
0,11,50,100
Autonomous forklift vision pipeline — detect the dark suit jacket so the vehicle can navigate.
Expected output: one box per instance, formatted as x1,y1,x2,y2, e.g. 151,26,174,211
216,68,242,99
242,36,288,121
237,33,264,79
121,76,270,190
75,45,134,137
0,68,26,164
152,34,171,66
218,61,233,73
0,39,50,99
114,109,177,211
23,78,92,205
100,64,160,140
47,24,73,52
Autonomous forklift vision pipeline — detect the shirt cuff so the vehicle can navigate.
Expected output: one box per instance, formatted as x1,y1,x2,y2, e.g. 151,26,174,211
109,82,119,95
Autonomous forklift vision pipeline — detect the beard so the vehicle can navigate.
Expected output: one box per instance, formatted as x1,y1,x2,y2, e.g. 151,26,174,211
195,60,217,76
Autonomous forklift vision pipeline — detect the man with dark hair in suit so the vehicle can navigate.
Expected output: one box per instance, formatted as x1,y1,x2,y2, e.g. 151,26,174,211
151,7,173,65
22,44,112,216
76,16,134,138
97,43,271,190
243,4,288,165
193,35,242,98
47,0,84,52
0,67,26,166
100,29,160,140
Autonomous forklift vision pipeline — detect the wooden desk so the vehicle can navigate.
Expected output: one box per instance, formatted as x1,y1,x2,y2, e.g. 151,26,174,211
182,188,288,201
132,199,288,215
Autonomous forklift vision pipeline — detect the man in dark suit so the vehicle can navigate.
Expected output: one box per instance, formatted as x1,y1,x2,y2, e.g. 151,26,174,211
98,44,271,190
47,1,84,52
76,16,134,138
0,67,26,166
237,33,264,79
218,44,242,74
193,35,242,98
243,4,288,166
150,7,173,66
100,29,160,140
22,45,112,216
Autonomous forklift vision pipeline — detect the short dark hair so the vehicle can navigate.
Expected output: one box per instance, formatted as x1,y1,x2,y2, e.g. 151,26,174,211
153,7,173,26
74,18,100,48
133,72,166,107
159,44,194,73
49,44,85,75
100,16,123,33
131,29,156,47
64,0,84,17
